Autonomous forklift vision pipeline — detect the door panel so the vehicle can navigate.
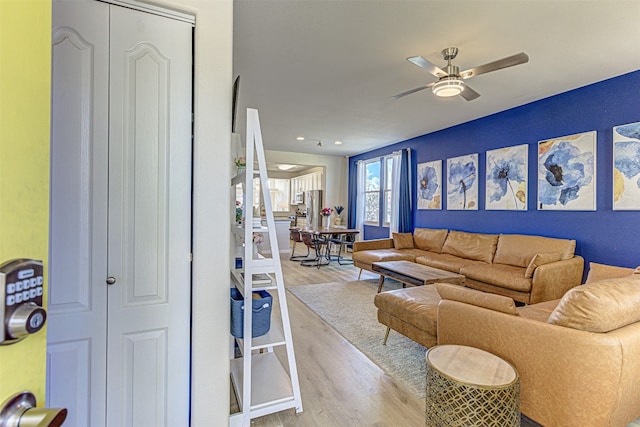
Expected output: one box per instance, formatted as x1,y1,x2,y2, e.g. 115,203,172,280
107,6,192,427
49,2,109,426
47,341,92,425
124,43,169,307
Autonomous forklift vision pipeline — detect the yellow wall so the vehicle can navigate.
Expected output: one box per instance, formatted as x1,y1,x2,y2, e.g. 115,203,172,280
0,0,51,405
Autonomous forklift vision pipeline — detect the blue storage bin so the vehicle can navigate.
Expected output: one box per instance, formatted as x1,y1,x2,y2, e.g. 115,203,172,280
230,288,272,338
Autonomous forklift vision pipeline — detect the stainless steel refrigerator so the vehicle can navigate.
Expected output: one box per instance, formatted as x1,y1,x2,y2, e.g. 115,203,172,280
305,190,323,229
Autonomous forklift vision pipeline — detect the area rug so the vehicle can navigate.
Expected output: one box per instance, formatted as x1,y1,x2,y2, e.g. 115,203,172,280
288,279,429,398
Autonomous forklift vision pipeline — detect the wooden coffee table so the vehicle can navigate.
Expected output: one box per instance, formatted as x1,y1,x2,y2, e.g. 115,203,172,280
372,260,465,293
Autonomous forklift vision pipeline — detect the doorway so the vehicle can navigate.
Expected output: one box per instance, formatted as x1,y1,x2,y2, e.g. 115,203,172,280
48,1,193,426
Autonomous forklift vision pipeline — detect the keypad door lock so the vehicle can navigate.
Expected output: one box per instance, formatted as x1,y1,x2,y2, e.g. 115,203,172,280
0,259,47,345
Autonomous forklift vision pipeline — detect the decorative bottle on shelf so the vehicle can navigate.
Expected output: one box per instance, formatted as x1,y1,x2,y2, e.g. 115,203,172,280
252,232,264,258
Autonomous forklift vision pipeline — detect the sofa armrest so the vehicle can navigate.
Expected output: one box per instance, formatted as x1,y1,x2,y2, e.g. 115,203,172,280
529,255,584,304
437,299,640,427
352,238,394,252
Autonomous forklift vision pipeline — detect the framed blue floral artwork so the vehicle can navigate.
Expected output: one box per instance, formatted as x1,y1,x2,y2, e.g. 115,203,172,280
613,121,640,210
447,153,478,210
486,144,528,210
417,160,442,209
537,131,596,211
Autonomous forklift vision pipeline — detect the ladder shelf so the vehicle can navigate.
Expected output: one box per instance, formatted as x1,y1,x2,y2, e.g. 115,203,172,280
229,108,302,427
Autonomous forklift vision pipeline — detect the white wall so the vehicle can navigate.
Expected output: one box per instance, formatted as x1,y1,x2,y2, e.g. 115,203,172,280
145,4,347,425
266,150,349,219
150,0,233,425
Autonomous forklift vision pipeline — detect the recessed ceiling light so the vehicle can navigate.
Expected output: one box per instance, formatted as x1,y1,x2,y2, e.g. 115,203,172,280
296,136,305,141
334,141,342,145
278,164,295,171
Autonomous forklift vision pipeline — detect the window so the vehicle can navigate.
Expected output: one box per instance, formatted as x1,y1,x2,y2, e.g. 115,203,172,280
253,178,291,213
364,156,394,226
364,160,380,223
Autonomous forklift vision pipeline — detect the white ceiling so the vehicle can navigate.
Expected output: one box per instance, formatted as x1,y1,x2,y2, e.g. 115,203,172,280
233,0,640,158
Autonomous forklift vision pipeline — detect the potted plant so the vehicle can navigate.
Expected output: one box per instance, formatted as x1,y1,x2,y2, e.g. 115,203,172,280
235,201,243,224
234,157,246,174
334,205,344,225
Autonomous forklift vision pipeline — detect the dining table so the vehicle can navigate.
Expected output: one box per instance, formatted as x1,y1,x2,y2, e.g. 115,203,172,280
291,226,360,267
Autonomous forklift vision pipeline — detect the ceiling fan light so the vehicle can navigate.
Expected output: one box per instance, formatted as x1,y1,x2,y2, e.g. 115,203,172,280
432,78,465,97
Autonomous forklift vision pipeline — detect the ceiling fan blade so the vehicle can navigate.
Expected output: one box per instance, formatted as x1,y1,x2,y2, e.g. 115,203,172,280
391,83,434,100
407,56,447,78
459,52,529,79
460,84,480,101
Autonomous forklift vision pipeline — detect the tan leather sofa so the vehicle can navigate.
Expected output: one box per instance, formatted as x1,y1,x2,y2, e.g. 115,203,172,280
436,264,640,427
353,228,584,304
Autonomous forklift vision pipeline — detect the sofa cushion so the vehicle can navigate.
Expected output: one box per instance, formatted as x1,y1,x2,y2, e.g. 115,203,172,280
374,285,441,337
352,248,424,265
413,228,448,253
392,232,415,249
441,230,498,264
353,238,394,252
585,262,635,284
460,263,532,293
548,274,640,332
493,234,576,268
517,299,560,322
415,252,484,274
436,283,519,315
525,252,564,278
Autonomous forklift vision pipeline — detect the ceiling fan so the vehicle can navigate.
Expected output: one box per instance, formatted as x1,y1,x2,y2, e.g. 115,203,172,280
392,47,529,101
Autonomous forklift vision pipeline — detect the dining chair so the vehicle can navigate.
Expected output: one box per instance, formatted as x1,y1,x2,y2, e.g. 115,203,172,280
289,228,309,260
328,233,355,265
299,231,328,268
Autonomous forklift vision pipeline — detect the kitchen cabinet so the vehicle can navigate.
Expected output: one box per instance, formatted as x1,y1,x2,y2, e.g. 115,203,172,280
290,171,323,204
274,220,292,254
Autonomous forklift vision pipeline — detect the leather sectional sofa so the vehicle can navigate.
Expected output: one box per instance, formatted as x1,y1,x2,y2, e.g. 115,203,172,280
353,228,584,304
437,264,640,427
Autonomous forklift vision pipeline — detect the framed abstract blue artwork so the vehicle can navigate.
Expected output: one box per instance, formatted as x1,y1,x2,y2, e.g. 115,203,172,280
447,153,478,210
417,160,442,210
537,131,596,211
486,144,528,210
613,121,640,210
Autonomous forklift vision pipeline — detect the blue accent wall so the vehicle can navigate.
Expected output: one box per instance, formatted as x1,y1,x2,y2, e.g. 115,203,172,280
349,70,640,269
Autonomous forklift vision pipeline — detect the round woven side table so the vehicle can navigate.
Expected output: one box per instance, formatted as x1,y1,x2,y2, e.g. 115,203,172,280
425,345,520,427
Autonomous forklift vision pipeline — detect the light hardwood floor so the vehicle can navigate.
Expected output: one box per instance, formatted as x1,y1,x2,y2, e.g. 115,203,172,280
232,247,427,426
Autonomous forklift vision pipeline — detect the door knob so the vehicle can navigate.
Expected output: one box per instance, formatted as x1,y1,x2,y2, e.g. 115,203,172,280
6,303,47,340
0,391,67,427
106,277,116,285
